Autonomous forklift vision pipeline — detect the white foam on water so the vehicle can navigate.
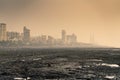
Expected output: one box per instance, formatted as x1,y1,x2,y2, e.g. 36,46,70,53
14,77,23,80
102,63,119,68
105,76,115,79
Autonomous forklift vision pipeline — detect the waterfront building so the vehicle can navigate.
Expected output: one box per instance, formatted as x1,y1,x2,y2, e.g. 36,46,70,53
61,30,67,44
7,32,21,41
23,26,30,42
0,23,7,41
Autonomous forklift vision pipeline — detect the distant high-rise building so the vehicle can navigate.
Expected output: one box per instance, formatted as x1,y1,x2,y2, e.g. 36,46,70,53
71,33,77,43
0,23,7,41
54,39,63,45
41,35,47,44
61,30,66,43
66,34,77,44
23,27,30,42
47,36,55,44
31,36,42,44
7,32,21,41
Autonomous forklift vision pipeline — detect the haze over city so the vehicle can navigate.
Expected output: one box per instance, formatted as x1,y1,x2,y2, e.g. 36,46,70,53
1,1,120,80
0,0,120,47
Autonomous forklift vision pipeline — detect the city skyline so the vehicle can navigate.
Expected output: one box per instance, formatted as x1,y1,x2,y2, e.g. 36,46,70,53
0,23,78,46
0,1,120,80
0,23,77,40
0,0,120,47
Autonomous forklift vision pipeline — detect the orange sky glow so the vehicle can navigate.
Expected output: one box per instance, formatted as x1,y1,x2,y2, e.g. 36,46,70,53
0,0,120,47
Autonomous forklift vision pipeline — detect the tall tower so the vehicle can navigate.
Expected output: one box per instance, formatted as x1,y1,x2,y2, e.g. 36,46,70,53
23,26,30,42
61,30,66,43
0,23,7,41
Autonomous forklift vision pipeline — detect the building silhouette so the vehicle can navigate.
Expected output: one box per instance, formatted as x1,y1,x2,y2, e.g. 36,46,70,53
0,23,7,41
61,30,66,43
41,35,47,44
7,32,21,41
23,27,30,42
66,34,77,44
47,36,55,45
0,23,78,46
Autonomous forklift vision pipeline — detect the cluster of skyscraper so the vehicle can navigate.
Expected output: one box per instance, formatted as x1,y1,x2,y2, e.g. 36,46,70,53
0,23,30,43
31,30,77,45
61,30,77,44
0,23,77,46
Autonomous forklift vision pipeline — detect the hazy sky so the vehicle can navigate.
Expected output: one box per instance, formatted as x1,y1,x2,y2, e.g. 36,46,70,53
0,0,120,47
